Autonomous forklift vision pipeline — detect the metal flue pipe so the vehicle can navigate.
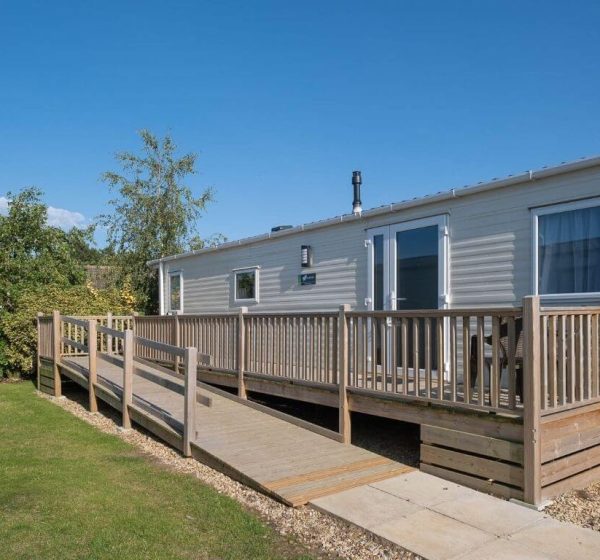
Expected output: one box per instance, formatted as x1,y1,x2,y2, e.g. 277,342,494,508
352,170,362,215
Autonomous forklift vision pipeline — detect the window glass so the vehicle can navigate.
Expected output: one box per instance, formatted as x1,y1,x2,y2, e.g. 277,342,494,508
236,270,256,300
396,225,438,310
373,234,384,310
170,274,182,311
538,205,600,294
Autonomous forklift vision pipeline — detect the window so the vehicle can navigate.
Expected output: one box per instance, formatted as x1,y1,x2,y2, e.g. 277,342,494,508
234,267,259,302
169,271,183,312
533,199,600,297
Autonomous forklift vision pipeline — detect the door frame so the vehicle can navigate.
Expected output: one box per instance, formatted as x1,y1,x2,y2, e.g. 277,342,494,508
366,214,450,312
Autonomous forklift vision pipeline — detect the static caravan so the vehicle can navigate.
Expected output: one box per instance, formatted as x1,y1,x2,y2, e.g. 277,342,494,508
145,157,600,505
151,157,600,316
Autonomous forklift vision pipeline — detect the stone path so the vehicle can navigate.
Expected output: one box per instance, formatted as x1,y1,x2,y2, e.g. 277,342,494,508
311,470,600,560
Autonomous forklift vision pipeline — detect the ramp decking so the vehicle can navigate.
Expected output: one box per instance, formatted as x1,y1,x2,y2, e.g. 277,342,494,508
59,354,411,506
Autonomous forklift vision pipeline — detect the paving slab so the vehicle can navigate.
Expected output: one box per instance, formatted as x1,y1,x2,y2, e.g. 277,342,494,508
310,484,422,531
431,491,545,537
311,473,600,560
508,518,600,560
370,471,479,507
374,508,495,560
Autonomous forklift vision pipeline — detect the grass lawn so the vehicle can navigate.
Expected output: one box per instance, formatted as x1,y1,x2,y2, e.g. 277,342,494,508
0,382,315,560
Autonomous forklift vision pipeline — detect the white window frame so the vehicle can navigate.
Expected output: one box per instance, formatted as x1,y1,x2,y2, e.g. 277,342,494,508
168,270,184,313
531,196,600,301
233,266,260,304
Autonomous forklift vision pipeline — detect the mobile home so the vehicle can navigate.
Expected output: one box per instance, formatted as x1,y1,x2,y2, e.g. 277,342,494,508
151,157,600,315
139,156,600,505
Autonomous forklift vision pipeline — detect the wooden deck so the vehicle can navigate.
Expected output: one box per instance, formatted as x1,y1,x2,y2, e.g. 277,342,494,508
59,354,411,506
37,300,600,508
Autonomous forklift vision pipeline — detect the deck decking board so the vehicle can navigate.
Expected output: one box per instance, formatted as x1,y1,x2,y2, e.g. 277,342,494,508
62,355,407,506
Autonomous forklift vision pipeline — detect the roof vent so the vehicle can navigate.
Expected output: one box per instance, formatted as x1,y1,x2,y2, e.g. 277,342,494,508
271,225,293,232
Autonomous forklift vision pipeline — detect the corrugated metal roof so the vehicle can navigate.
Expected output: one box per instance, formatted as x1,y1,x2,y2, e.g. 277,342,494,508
148,154,600,265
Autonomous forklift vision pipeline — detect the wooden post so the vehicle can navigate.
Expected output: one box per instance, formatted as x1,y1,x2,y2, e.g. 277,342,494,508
36,312,43,391
338,304,351,444
131,312,138,334
52,310,62,397
122,329,133,429
523,295,542,506
88,319,98,413
106,311,113,354
173,314,181,373
237,307,247,399
183,346,198,456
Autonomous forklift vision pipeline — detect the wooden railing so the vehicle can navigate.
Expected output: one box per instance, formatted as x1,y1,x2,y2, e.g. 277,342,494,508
345,308,523,413
179,314,238,372
57,316,199,456
58,314,133,356
539,307,600,413
244,312,338,384
40,301,600,419
135,314,237,371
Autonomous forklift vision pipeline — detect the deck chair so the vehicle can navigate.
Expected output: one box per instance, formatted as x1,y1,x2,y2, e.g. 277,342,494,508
469,318,524,404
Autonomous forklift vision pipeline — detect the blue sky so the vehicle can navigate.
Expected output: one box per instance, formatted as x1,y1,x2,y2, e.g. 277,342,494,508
1,1,599,245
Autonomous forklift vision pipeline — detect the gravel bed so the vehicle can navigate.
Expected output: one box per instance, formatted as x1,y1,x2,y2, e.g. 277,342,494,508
545,483,600,532
38,387,419,560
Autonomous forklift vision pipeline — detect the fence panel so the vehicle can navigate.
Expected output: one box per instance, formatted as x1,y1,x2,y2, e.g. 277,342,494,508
346,308,523,413
540,308,600,413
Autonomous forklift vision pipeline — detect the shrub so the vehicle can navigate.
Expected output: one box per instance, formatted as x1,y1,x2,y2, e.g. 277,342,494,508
0,283,134,379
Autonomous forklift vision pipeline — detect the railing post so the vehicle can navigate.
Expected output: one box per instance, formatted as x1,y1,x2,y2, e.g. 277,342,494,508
338,304,351,444
183,346,198,456
523,295,542,506
122,329,133,429
237,307,248,399
106,311,113,354
36,312,43,391
52,310,62,398
88,319,98,413
173,314,181,373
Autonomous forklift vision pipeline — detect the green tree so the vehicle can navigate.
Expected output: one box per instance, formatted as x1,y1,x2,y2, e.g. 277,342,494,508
0,187,85,313
0,187,126,378
99,130,214,313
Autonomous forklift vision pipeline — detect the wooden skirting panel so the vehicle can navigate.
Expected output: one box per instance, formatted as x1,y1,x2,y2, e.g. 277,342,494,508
39,358,55,395
541,402,600,500
350,391,523,441
197,368,339,408
420,424,525,501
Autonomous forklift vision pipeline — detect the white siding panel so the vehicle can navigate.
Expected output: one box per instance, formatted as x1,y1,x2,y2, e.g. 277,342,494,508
163,165,600,313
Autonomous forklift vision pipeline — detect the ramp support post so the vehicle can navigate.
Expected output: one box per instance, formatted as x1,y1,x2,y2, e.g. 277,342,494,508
122,329,133,429
52,310,62,398
183,346,198,456
338,304,351,444
238,307,248,399
88,319,98,413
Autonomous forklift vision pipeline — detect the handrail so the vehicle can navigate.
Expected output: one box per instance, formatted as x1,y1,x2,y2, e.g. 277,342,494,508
97,325,126,339
244,311,338,318
61,337,88,353
61,316,89,328
134,335,186,358
540,306,600,316
348,308,522,318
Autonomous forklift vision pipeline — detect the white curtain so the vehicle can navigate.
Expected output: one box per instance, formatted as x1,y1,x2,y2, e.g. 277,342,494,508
539,205,600,294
